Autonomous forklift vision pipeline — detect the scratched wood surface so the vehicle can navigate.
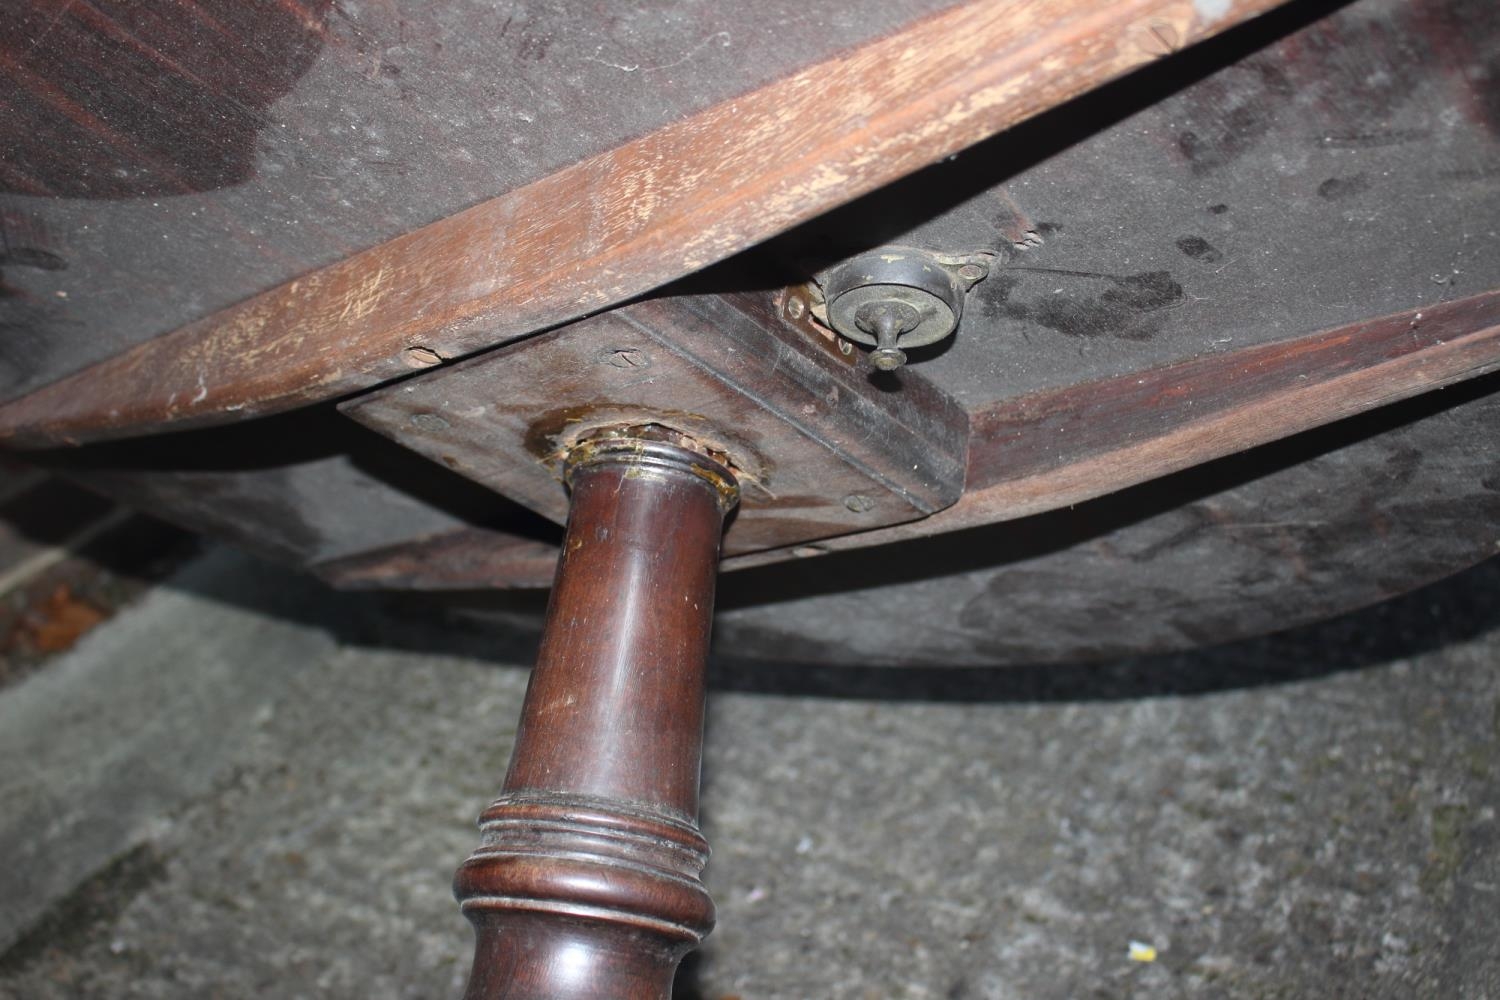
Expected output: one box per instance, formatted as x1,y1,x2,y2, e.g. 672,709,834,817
306,287,1500,585
779,289,1500,557
710,373,1500,665
340,291,970,557
0,0,967,400
778,0,1500,411
306,351,1500,665
4,0,1498,666
19,285,1499,660
0,0,1285,447
305,327,1500,666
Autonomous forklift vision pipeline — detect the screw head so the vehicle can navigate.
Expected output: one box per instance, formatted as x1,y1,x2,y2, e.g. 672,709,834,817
601,348,650,369
843,494,876,513
784,295,807,320
1134,18,1180,57
870,346,907,372
402,346,443,368
957,262,987,281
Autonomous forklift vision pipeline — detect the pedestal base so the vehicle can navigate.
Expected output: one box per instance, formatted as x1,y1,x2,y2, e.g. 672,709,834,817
453,429,736,1000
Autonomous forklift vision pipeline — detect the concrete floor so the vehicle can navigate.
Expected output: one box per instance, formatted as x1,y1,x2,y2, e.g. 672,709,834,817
1,544,1497,999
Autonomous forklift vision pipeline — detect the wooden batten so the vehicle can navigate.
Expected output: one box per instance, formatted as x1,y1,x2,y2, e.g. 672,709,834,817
0,0,1286,449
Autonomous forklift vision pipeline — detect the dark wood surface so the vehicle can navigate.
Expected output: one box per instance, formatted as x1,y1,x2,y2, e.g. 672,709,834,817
713,372,1500,666
0,0,1285,446
0,0,967,400
312,527,560,592
342,292,969,557
329,286,1500,577
804,287,1500,555
2,0,1496,667
3,4,1494,992
17,282,1497,664
323,372,1500,667
454,434,734,998
11,0,1495,444
783,0,1500,411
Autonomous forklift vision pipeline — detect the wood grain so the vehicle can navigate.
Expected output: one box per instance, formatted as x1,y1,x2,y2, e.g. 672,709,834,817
321,288,1500,586
0,0,1286,448
762,287,1500,562
339,291,970,557
454,434,731,998
310,527,559,591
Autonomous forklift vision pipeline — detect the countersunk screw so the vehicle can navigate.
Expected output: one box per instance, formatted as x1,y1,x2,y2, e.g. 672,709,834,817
402,346,444,368
1136,19,1180,57
957,262,987,281
784,295,807,320
409,412,449,432
843,494,876,513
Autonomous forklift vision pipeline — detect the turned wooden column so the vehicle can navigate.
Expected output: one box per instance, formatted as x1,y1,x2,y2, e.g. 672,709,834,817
454,426,738,1000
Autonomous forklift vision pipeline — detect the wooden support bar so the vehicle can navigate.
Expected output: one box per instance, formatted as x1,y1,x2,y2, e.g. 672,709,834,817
0,0,1287,448
453,428,738,999
312,286,1500,588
